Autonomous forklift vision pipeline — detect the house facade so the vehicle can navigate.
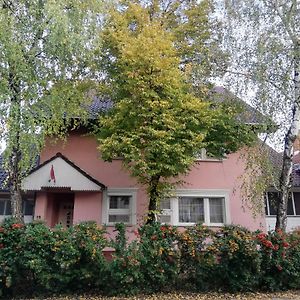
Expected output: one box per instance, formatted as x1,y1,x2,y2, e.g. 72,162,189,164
0,125,266,236
1,88,287,234
265,144,300,232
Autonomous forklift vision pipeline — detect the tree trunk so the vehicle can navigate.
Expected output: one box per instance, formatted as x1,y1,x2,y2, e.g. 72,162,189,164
146,175,160,224
7,70,24,223
276,38,300,231
9,178,23,223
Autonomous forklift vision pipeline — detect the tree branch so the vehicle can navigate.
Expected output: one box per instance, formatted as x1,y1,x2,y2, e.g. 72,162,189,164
224,69,293,102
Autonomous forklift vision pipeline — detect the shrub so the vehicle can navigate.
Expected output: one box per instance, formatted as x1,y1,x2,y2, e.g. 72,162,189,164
0,218,25,297
19,222,108,293
103,223,141,295
177,224,217,291
212,225,261,292
258,229,300,291
3,219,300,297
137,223,180,293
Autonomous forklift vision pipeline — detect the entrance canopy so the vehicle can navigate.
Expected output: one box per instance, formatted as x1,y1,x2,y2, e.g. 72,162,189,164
22,152,106,192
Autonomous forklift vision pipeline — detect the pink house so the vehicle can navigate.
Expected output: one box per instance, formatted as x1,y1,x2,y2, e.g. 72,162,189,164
19,127,267,234
0,88,275,235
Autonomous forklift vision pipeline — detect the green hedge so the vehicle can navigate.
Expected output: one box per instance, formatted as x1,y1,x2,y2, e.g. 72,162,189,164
1,219,300,298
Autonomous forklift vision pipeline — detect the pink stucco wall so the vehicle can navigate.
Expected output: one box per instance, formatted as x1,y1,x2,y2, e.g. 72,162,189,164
34,191,48,221
37,129,266,232
73,192,102,224
179,154,266,231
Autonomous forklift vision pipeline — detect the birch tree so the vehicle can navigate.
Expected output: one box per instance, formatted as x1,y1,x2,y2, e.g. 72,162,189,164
0,0,102,222
221,0,300,230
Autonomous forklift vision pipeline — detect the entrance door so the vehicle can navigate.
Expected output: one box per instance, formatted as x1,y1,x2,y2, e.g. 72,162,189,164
57,194,74,228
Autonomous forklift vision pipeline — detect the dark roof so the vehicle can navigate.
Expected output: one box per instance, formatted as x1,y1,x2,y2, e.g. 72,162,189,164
266,147,300,188
0,154,8,192
27,152,106,190
88,87,268,125
209,86,272,126
86,96,113,119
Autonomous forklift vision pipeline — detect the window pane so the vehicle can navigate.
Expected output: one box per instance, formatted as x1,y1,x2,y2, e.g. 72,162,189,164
160,199,171,210
294,192,300,215
5,200,11,215
287,195,294,215
179,197,204,223
209,198,224,223
268,192,278,216
24,200,34,216
158,215,171,224
109,196,130,209
0,200,5,215
268,192,294,215
264,195,268,215
108,214,130,223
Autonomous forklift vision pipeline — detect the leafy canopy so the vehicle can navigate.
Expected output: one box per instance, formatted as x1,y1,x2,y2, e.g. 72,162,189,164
0,0,102,175
97,1,256,188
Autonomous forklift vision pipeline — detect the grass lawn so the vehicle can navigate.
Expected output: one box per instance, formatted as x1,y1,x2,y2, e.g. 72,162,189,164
15,291,300,300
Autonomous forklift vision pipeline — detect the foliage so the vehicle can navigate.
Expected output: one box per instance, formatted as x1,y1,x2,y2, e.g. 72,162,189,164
257,229,300,291
3,221,300,297
213,226,261,292
0,218,25,297
177,224,217,291
0,221,108,297
178,225,261,292
103,223,141,295
97,1,257,221
137,223,180,292
221,0,300,230
0,0,103,221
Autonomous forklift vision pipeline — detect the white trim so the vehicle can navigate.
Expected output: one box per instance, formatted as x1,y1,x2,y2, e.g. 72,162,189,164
161,189,230,227
102,188,137,226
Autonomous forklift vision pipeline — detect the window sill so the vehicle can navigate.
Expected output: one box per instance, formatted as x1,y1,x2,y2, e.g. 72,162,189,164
176,222,225,227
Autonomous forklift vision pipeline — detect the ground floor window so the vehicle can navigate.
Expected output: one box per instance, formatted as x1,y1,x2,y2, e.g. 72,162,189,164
158,190,229,226
103,188,137,225
266,192,300,216
0,197,34,216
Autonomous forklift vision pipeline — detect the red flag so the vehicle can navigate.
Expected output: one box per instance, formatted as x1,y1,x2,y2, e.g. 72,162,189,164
49,165,56,183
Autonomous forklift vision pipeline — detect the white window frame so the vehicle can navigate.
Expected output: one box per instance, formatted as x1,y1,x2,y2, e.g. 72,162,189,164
102,188,137,226
160,189,230,227
195,148,224,162
266,191,300,217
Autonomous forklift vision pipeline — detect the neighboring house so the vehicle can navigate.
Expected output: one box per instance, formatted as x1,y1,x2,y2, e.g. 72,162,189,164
0,88,276,236
265,142,300,232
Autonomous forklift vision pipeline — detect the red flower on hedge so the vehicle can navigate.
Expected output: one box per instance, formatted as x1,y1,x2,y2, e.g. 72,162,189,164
151,235,157,241
257,233,267,240
282,242,289,248
11,223,24,229
133,229,140,237
0,243,4,249
262,240,273,248
273,244,279,251
0,227,4,233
